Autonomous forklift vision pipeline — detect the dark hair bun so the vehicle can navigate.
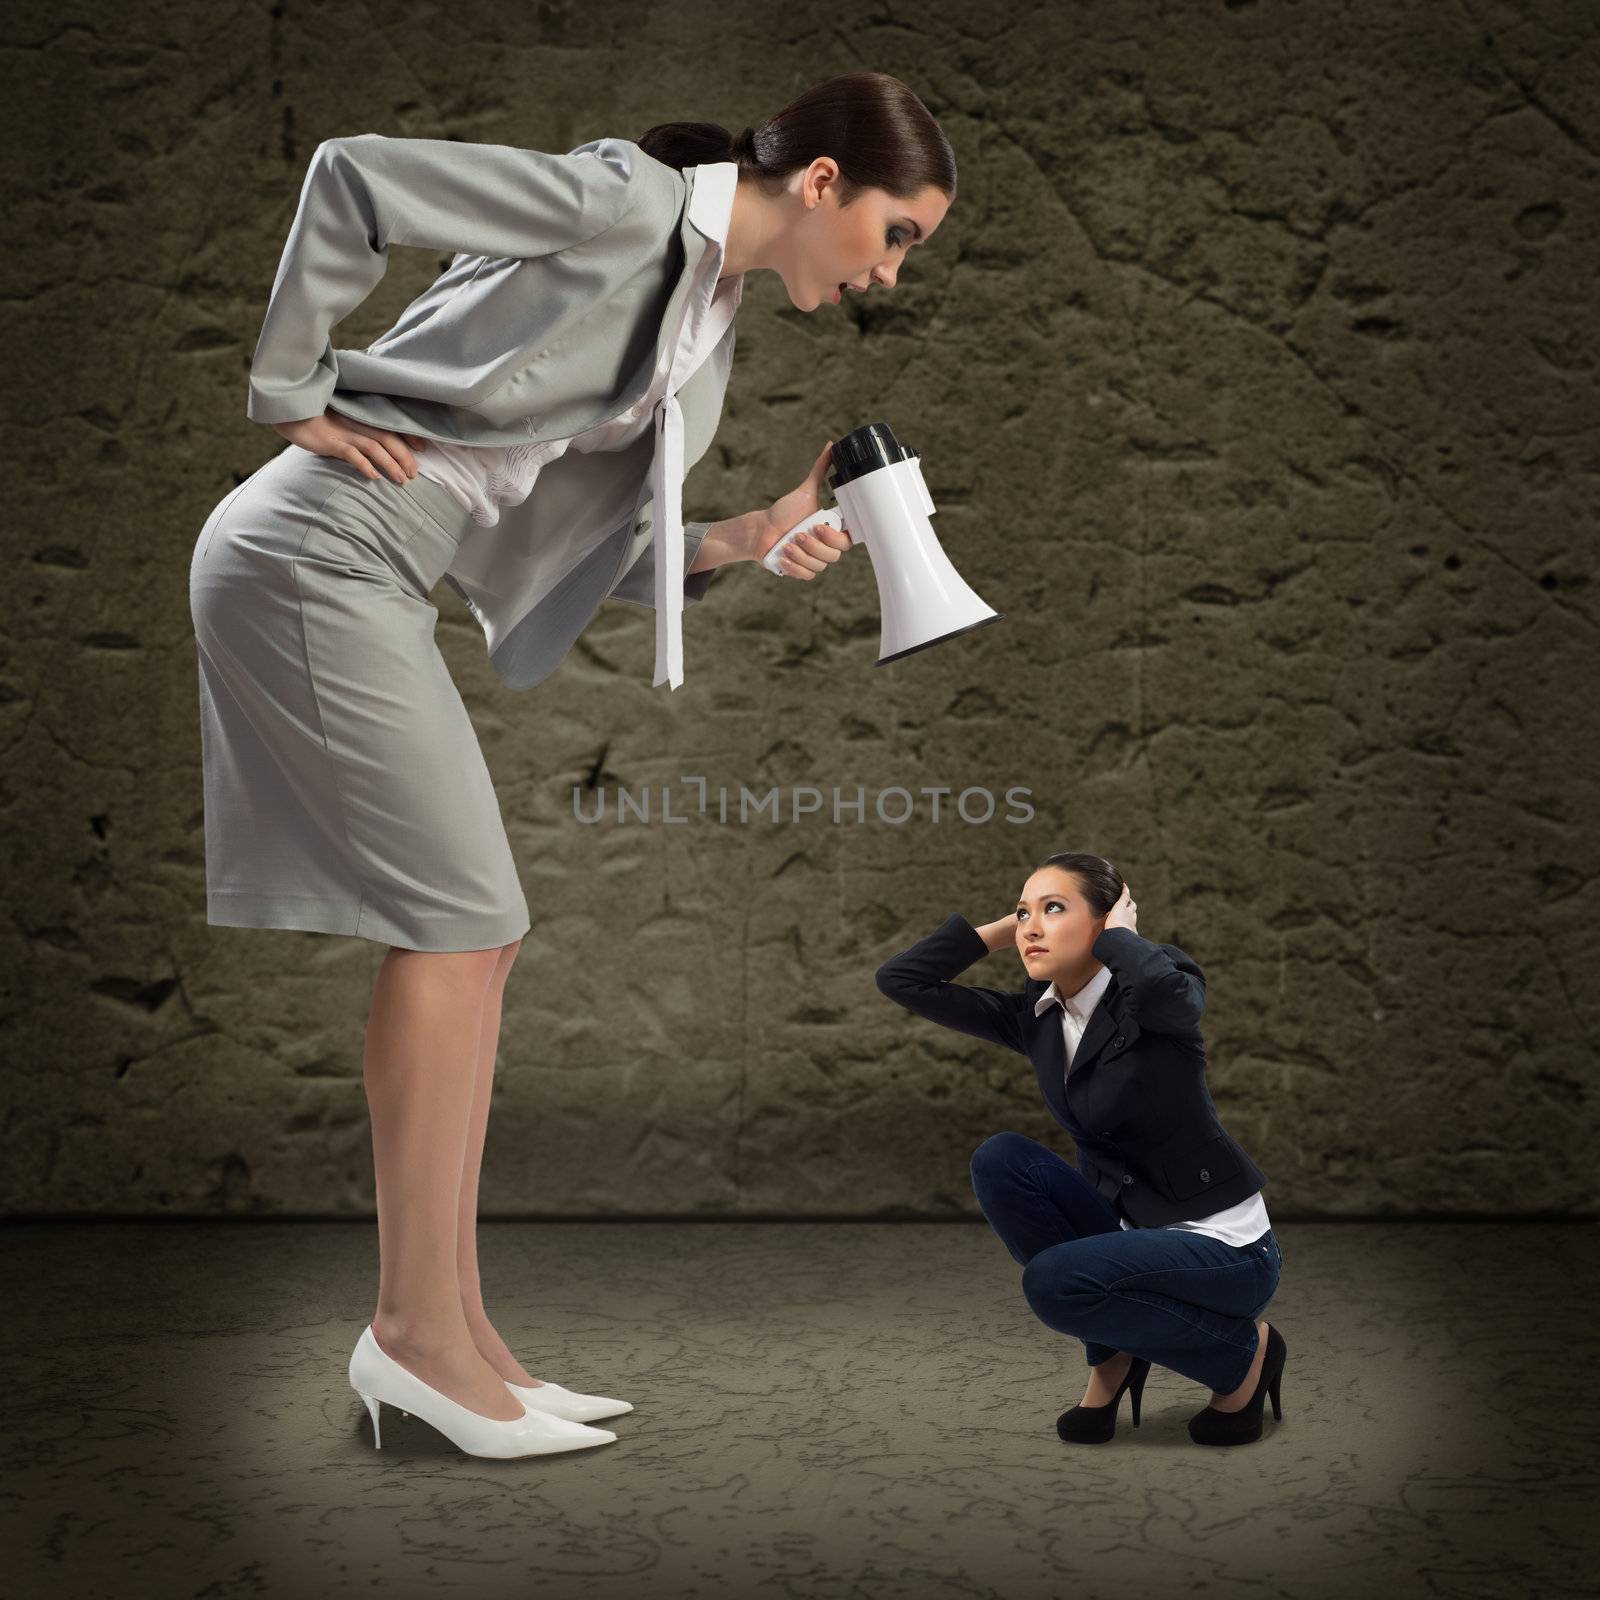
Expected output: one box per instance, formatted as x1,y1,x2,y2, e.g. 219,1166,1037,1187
634,73,956,195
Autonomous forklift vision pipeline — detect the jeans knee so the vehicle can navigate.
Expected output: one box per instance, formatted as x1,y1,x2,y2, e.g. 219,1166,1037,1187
1021,1249,1064,1309
970,1130,1039,1187
1021,1245,1101,1313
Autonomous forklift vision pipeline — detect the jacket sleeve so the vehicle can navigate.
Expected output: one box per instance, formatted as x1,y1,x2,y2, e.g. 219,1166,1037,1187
875,913,1029,1057
246,134,636,427
606,519,718,610
1090,926,1206,1035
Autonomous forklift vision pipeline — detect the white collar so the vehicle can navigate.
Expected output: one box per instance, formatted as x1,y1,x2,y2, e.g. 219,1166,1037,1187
1033,962,1112,1020
685,160,739,252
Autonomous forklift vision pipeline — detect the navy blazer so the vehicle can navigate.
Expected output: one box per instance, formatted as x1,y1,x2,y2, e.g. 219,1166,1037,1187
874,914,1267,1226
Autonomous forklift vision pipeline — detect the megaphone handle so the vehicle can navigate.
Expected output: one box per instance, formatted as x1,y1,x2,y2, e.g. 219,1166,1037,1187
760,508,847,576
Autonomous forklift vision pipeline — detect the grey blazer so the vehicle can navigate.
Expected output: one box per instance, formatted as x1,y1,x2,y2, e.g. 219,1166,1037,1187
245,134,738,690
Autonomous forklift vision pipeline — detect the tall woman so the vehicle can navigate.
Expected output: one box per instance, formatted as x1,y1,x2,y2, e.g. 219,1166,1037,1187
876,853,1286,1447
188,73,953,1460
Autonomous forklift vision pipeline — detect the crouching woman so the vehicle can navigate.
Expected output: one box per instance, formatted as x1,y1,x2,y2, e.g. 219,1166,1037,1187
874,852,1286,1447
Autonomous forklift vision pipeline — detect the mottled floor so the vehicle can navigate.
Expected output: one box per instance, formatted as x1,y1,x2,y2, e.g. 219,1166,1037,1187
5,1221,1597,1600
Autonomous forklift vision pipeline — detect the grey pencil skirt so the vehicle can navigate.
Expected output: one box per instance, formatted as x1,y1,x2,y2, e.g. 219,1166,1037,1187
188,441,531,953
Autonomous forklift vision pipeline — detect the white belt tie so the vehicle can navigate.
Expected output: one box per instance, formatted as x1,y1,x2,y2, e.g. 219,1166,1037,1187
649,389,686,690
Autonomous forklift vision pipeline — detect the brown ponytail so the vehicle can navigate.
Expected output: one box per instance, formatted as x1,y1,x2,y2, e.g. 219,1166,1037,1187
637,71,956,205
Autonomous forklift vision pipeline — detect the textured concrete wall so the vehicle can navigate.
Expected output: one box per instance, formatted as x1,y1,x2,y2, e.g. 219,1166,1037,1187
4,0,1595,1217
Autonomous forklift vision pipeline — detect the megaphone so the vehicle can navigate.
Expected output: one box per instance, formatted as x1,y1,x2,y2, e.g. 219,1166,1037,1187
761,420,1002,664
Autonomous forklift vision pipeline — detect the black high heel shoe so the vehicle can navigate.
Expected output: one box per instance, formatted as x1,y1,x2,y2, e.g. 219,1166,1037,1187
1187,1322,1286,1446
1056,1354,1151,1444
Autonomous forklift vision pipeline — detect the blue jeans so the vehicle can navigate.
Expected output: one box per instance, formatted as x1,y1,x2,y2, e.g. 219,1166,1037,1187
970,1131,1282,1394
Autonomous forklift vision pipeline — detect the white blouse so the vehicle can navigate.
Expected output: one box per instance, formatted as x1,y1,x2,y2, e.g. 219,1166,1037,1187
412,168,743,535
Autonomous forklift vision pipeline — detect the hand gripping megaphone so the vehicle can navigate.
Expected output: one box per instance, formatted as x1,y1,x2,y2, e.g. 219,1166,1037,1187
761,420,1002,664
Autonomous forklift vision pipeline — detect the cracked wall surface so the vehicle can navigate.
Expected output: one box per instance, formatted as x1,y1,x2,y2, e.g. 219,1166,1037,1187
2,0,1596,1216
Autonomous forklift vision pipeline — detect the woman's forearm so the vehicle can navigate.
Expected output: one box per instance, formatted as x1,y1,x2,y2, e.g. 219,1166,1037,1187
688,510,769,575
972,914,1018,953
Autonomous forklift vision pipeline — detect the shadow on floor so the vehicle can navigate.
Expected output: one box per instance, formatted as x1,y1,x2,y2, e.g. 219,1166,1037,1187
5,1220,1596,1599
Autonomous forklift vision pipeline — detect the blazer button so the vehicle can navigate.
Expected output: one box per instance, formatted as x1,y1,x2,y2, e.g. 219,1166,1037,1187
1114,1035,1125,1049
1121,1174,1133,1185
1200,1168,1210,1182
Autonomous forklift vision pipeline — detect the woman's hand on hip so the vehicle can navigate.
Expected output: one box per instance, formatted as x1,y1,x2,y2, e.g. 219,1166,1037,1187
1103,884,1138,933
755,439,854,578
270,408,431,486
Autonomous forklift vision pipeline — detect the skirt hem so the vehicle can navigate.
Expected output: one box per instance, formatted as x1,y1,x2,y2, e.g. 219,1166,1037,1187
207,889,529,954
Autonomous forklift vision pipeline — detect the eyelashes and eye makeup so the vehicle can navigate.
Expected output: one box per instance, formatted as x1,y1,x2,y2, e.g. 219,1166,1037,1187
1015,898,1066,922
887,225,906,248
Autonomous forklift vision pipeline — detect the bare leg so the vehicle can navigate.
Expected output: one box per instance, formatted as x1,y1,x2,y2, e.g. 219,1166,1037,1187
1080,1351,1135,1406
1080,1318,1271,1409
453,937,548,1388
1207,1319,1270,1411
364,943,524,1420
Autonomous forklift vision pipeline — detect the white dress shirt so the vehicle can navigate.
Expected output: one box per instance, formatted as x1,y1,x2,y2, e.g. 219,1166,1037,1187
1034,967,1270,1247
413,160,745,689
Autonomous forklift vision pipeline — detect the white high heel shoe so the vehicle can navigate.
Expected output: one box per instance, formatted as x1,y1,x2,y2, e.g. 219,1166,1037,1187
349,1326,618,1459
506,1378,635,1424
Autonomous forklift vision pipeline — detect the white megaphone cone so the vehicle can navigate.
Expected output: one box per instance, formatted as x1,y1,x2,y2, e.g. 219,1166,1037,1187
761,421,1001,664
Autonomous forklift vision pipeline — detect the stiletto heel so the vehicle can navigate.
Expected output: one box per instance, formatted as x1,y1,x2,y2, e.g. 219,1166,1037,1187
1057,1355,1153,1444
1187,1322,1287,1446
348,1325,619,1460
